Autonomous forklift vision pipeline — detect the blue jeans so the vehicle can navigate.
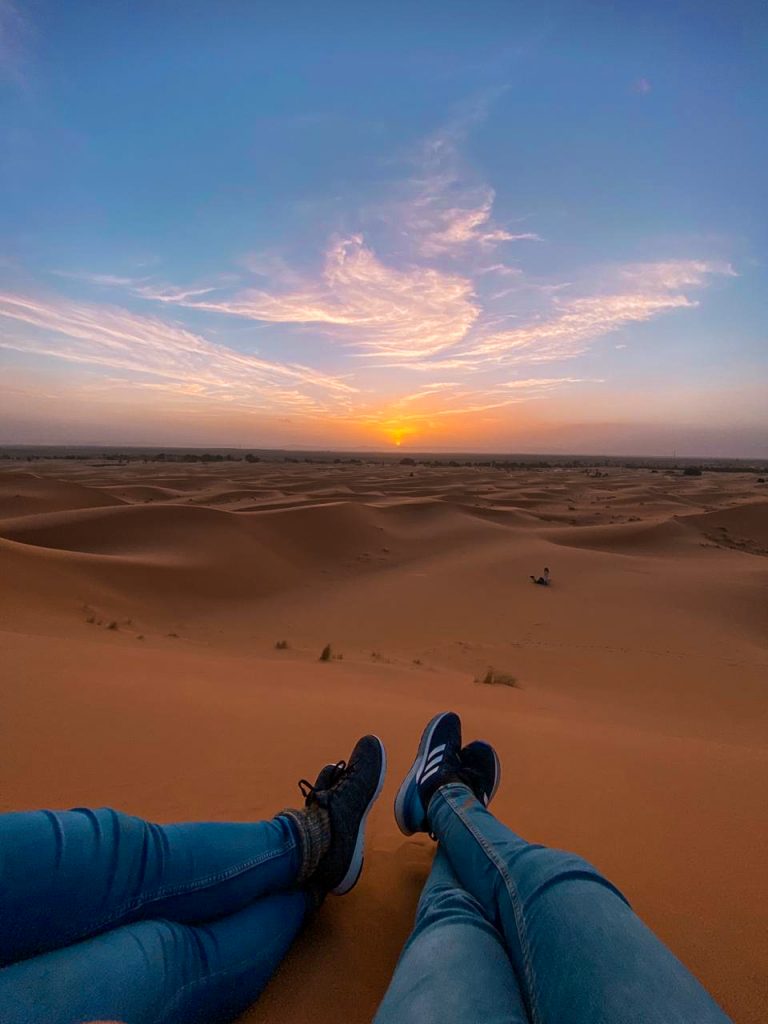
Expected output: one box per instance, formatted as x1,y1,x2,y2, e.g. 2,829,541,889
0,794,733,1024
375,784,732,1024
0,807,309,1023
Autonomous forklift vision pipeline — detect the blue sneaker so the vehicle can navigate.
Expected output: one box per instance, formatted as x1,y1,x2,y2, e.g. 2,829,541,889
394,711,462,835
460,740,501,807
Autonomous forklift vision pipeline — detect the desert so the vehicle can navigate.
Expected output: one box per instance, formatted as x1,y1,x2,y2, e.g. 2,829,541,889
1,454,766,1024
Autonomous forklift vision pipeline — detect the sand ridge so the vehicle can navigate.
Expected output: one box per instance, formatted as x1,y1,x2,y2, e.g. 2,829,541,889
0,459,766,1023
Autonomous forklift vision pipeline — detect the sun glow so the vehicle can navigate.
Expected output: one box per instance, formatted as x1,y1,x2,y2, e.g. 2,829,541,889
381,420,418,447
387,425,412,447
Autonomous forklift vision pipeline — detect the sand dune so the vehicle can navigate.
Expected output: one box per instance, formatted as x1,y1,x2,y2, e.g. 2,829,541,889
0,470,126,518
0,461,766,1024
546,516,701,555
684,501,768,554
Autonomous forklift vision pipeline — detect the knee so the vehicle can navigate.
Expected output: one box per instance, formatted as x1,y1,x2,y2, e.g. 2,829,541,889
416,882,486,928
513,846,626,909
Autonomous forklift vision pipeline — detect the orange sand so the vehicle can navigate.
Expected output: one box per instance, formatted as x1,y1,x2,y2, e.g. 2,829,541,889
1,461,766,1023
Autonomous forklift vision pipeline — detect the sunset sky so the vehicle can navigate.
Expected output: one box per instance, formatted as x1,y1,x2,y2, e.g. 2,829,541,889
1,1,766,455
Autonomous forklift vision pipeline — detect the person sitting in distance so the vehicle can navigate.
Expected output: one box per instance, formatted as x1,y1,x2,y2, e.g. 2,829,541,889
530,567,551,586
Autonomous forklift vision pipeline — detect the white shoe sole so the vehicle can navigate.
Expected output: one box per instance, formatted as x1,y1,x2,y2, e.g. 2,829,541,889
331,736,387,895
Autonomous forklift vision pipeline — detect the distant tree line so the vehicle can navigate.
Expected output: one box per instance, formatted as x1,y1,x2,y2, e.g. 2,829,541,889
0,449,766,475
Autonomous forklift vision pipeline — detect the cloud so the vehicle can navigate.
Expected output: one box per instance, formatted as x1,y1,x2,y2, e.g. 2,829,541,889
458,260,733,367
140,235,480,360
386,110,541,262
405,185,541,259
52,271,151,288
119,88,730,377
373,377,601,435
501,377,601,389
23,102,735,425
0,292,356,414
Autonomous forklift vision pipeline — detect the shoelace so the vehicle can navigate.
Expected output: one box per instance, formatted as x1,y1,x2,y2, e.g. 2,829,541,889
298,760,347,802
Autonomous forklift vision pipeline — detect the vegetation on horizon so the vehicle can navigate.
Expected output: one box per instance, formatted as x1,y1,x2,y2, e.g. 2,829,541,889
1,448,765,474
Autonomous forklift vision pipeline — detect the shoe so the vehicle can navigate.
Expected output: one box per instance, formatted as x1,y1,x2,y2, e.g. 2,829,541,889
460,740,501,807
301,761,346,796
302,735,386,895
394,711,462,836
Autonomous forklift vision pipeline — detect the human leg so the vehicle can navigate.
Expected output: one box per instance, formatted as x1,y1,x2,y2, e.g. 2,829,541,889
0,889,307,1024
374,847,528,1024
394,712,731,1024
0,733,386,965
0,807,306,965
429,784,732,1024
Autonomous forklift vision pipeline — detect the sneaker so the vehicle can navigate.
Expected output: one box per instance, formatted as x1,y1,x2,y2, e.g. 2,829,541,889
300,761,346,798
394,711,462,835
303,735,386,895
460,740,501,807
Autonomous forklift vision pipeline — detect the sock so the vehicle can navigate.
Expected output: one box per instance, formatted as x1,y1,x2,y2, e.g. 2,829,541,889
279,805,331,883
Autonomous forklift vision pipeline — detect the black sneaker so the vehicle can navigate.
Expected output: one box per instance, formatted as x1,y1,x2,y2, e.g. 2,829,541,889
303,735,386,895
394,711,462,835
460,740,501,807
300,761,345,798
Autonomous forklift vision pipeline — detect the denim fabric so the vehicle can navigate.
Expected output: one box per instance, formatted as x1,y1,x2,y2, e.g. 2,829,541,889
376,784,732,1024
0,807,309,1023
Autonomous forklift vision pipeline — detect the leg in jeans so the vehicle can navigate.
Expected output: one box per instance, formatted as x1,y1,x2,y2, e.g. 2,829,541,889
0,888,308,1024
428,784,732,1024
375,847,529,1024
0,807,317,964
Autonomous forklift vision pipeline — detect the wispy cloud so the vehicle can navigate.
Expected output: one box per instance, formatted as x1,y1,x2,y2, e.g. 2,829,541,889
403,184,541,259
380,104,542,263
456,260,733,367
0,293,356,414
14,104,736,435
118,80,729,373
139,235,480,360
501,377,602,390
371,377,600,436
132,251,730,374
52,271,151,288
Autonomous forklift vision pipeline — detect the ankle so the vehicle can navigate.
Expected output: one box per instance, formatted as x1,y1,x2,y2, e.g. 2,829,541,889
279,805,331,883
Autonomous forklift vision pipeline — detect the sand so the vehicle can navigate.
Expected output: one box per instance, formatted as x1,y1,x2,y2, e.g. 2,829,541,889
1,460,766,1023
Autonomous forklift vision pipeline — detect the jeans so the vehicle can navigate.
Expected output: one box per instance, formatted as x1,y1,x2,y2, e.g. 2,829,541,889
0,794,733,1024
0,807,309,1024
375,784,732,1024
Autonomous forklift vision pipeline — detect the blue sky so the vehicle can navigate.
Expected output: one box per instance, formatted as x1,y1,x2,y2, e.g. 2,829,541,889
1,0,766,454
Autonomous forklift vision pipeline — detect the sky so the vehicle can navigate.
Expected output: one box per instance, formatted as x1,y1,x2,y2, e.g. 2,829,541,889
1,1,766,455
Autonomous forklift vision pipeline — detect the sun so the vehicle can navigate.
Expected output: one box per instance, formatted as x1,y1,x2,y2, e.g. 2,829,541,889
384,422,416,448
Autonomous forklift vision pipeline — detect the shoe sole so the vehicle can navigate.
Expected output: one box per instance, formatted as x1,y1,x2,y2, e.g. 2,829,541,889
331,736,387,895
394,711,452,836
487,745,501,805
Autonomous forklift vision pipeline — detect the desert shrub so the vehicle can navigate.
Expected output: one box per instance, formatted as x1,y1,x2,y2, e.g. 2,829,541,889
477,667,518,688
319,644,333,662
275,640,289,650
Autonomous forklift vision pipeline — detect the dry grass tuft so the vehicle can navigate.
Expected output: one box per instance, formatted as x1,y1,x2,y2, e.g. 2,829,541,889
476,667,518,688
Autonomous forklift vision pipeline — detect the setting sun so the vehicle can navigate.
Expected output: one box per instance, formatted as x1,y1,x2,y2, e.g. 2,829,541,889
387,426,411,447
